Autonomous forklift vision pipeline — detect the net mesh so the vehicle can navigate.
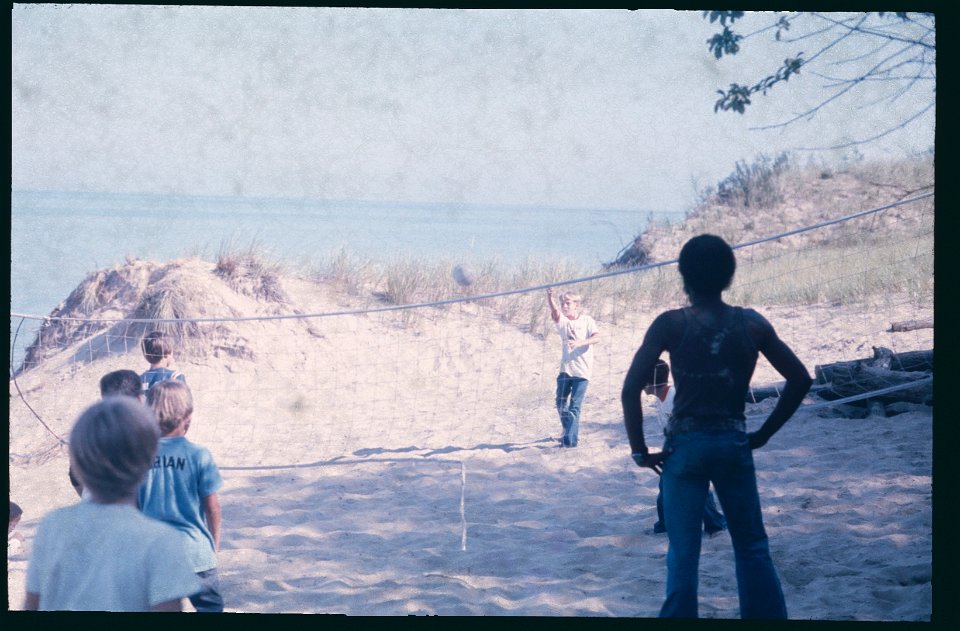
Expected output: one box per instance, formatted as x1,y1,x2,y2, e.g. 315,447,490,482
9,194,933,468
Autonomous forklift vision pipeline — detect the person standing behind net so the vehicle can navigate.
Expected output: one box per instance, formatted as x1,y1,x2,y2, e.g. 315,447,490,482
622,234,811,619
547,287,601,448
25,398,200,611
140,330,187,396
69,369,146,498
139,380,224,612
644,359,726,537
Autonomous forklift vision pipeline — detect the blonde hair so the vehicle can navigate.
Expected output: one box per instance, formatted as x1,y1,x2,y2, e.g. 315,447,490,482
147,380,194,435
560,292,582,303
69,397,159,503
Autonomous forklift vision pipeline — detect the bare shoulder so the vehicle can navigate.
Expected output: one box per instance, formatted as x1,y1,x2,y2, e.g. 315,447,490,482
741,307,778,344
655,307,686,327
741,307,773,327
647,308,686,340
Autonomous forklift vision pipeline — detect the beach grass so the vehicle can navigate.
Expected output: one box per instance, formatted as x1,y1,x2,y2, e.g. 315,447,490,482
215,239,288,303
298,152,933,331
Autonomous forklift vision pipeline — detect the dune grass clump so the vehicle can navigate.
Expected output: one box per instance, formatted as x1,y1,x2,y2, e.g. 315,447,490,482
130,275,206,354
215,240,288,303
714,152,791,209
379,256,453,307
728,232,933,308
314,247,379,297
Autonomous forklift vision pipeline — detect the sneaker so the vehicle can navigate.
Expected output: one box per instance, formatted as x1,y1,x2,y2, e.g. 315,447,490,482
704,528,726,538
652,523,666,535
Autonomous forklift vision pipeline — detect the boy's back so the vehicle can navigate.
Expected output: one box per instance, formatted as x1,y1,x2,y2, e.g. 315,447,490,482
27,501,199,611
141,366,186,395
139,435,223,573
26,397,199,611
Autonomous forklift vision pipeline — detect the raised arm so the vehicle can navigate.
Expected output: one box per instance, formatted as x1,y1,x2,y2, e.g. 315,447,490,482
546,287,561,323
747,310,813,449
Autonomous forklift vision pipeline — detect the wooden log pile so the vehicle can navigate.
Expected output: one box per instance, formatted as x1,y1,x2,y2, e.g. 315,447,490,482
814,346,932,417
746,347,933,418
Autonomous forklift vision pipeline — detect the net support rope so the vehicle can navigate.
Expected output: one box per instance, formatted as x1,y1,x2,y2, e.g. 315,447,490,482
9,191,934,459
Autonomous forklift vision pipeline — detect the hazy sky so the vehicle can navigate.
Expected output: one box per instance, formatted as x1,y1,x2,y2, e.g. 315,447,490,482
11,6,935,212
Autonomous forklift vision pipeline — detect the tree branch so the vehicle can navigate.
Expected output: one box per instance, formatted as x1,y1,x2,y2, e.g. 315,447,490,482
749,41,920,131
811,12,936,50
789,101,935,151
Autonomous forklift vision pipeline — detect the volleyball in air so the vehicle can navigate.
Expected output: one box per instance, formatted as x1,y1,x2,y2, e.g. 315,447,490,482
452,264,475,287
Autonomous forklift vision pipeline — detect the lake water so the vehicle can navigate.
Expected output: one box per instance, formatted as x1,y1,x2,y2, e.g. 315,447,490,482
11,190,683,315
9,189,681,365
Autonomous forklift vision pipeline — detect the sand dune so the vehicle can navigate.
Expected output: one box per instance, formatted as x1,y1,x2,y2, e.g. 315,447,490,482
7,257,933,618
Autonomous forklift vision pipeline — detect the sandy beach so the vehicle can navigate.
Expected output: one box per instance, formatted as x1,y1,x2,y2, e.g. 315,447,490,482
7,273,933,619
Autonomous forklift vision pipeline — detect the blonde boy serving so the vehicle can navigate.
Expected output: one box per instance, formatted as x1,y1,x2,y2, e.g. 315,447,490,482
547,288,601,448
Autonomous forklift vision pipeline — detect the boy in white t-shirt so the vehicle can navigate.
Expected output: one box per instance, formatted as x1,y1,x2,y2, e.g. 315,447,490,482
547,288,601,448
25,398,199,611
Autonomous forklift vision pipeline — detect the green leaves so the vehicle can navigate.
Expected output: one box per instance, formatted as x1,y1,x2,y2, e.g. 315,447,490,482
713,56,805,113
702,11,745,26
706,26,743,59
703,10,933,133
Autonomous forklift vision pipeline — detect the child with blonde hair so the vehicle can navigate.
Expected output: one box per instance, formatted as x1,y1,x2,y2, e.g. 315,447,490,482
25,398,199,611
546,287,601,447
139,380,224,612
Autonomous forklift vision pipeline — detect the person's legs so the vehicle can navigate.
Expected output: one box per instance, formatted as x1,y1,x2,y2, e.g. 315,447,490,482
653,477,666,533
189,568,225,612
710,432,787,620
564,378,588,446
555,374,573,443
658,433,710,618
702,487,727,534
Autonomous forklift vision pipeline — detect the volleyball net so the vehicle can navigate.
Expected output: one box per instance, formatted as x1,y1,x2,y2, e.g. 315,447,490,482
9,193,933,469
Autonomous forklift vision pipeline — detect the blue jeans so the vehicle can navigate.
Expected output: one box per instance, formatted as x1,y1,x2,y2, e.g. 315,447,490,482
655,479,726,534
555,373,588,446
190,568,224,612
659,430,787,619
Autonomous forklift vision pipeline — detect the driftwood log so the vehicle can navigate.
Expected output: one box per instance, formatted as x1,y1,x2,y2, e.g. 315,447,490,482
813,346,933,410
815,347,933,383
747,347,934,416
603,238,649,270
888,318,934,333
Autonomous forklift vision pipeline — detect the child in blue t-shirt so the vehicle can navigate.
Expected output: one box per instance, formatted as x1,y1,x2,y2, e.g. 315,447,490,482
139,380,224,612
140,330,187,395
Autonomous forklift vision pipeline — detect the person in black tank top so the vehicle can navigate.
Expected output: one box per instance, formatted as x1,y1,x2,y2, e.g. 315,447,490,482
621,234,812,619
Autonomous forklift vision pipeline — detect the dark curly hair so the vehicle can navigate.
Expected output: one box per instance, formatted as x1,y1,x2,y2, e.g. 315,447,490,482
678,234,736,297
